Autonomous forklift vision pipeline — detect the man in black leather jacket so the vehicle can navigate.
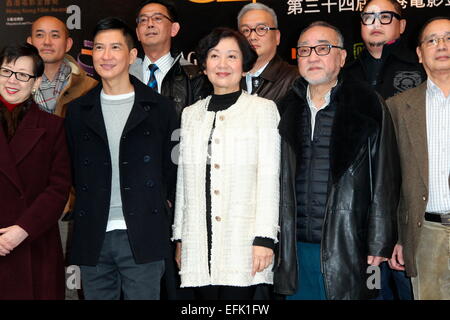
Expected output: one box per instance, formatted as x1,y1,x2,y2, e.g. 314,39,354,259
130,0,210,117
130,0,210,299
344,0,425,100
344,0,423,300
274,21,400,300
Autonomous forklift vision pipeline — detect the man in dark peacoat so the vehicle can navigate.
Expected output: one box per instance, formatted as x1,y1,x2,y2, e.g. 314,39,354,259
65,18,178,300
65,75,177,267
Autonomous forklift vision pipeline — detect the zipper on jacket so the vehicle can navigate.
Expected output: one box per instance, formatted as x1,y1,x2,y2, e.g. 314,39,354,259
306,110,315,243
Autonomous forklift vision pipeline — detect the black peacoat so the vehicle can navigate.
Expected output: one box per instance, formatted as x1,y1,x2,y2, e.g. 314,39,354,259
65,76,179,266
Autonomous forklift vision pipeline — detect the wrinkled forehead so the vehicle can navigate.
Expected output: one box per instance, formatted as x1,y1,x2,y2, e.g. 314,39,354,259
421,20,450,40
139,3,170,17
298,26,338,45
240,9,275,26
32,17,68,36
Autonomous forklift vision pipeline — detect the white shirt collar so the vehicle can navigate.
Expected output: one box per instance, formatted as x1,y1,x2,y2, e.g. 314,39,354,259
306,81,337,111
143,52,174,77
245,62,270,93
426,78,449,99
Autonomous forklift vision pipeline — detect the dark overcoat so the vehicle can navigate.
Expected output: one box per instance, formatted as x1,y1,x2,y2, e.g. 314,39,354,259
65,76,178,266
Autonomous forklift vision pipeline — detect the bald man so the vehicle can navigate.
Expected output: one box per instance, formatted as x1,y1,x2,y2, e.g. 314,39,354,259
27,16,97,300
27,16,97,117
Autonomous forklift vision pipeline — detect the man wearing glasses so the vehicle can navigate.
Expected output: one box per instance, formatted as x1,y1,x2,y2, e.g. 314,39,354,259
346,0,426,301
237,3,298,105
345,0,425,100
386,17,450,300
276,21,399,300
130,0,210,116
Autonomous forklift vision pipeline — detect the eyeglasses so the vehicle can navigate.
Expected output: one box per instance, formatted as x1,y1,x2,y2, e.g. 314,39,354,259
0,67,36,82
239,24,278,37
296,44,344,57
136,13,173,25
421,33,450,48
360,11,402,25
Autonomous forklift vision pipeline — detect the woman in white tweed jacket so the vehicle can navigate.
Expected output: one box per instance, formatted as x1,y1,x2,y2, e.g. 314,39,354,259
172,28,281,300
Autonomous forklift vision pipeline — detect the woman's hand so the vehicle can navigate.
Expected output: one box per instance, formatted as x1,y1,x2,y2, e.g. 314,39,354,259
175,242,182,269
0,225,29,256
252,246,274,276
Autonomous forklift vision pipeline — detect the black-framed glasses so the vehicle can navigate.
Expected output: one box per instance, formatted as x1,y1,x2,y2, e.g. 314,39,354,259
360,11,402,25
240,24,278,37
296,44,344,57
136,13,173,25
421,32,450,48
0,67,36,82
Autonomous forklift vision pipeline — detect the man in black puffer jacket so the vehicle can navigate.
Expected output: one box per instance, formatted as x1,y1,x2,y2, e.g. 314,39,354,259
274,21,400,300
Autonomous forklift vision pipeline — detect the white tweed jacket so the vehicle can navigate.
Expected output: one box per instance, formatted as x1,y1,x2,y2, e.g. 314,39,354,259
172,91,281,287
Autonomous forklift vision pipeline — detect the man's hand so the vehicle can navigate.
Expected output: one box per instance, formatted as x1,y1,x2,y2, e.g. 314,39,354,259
367,255,388,266
252,246,274,276
175,242,182,269
388,244,405,271
0,225,29,256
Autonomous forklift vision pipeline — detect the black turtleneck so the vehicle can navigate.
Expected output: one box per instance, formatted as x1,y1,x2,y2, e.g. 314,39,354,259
208,90,242,112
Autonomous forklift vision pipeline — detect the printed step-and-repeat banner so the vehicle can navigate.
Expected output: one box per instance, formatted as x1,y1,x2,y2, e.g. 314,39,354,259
1,0,446,76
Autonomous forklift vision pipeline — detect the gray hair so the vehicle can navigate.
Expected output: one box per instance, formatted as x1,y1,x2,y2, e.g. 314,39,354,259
237,3,278,28
298,21,344,47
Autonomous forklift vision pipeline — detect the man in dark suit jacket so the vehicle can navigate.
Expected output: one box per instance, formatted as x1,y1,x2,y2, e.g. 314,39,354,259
65,17,178,300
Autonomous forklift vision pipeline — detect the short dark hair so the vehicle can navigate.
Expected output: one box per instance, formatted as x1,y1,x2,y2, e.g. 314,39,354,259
298,21,345,47
196,27,257,73
417,16,450,45
93,17,136,50
0,43,44,77
363,0,403,16
136,0,178,22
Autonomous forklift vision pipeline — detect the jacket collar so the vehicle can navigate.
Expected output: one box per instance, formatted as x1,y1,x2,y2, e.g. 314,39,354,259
279,75,381,182
0,102,45,194
358,37,419,65
400,81,428,188
77,75,160,145
260,55,286,82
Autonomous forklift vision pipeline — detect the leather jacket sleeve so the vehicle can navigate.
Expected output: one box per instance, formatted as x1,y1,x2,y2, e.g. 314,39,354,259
367,96,400,258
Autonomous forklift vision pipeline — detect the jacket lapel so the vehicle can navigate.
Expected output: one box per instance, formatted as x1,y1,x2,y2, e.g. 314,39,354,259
122,100,150,136
83,90,109,146
330,84,380,183
0,128,24,194
122,76,159,135
401,82,428,189
9,105,46,165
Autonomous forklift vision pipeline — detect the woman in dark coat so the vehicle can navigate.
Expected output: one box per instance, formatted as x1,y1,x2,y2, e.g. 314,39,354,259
0,43,71,299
